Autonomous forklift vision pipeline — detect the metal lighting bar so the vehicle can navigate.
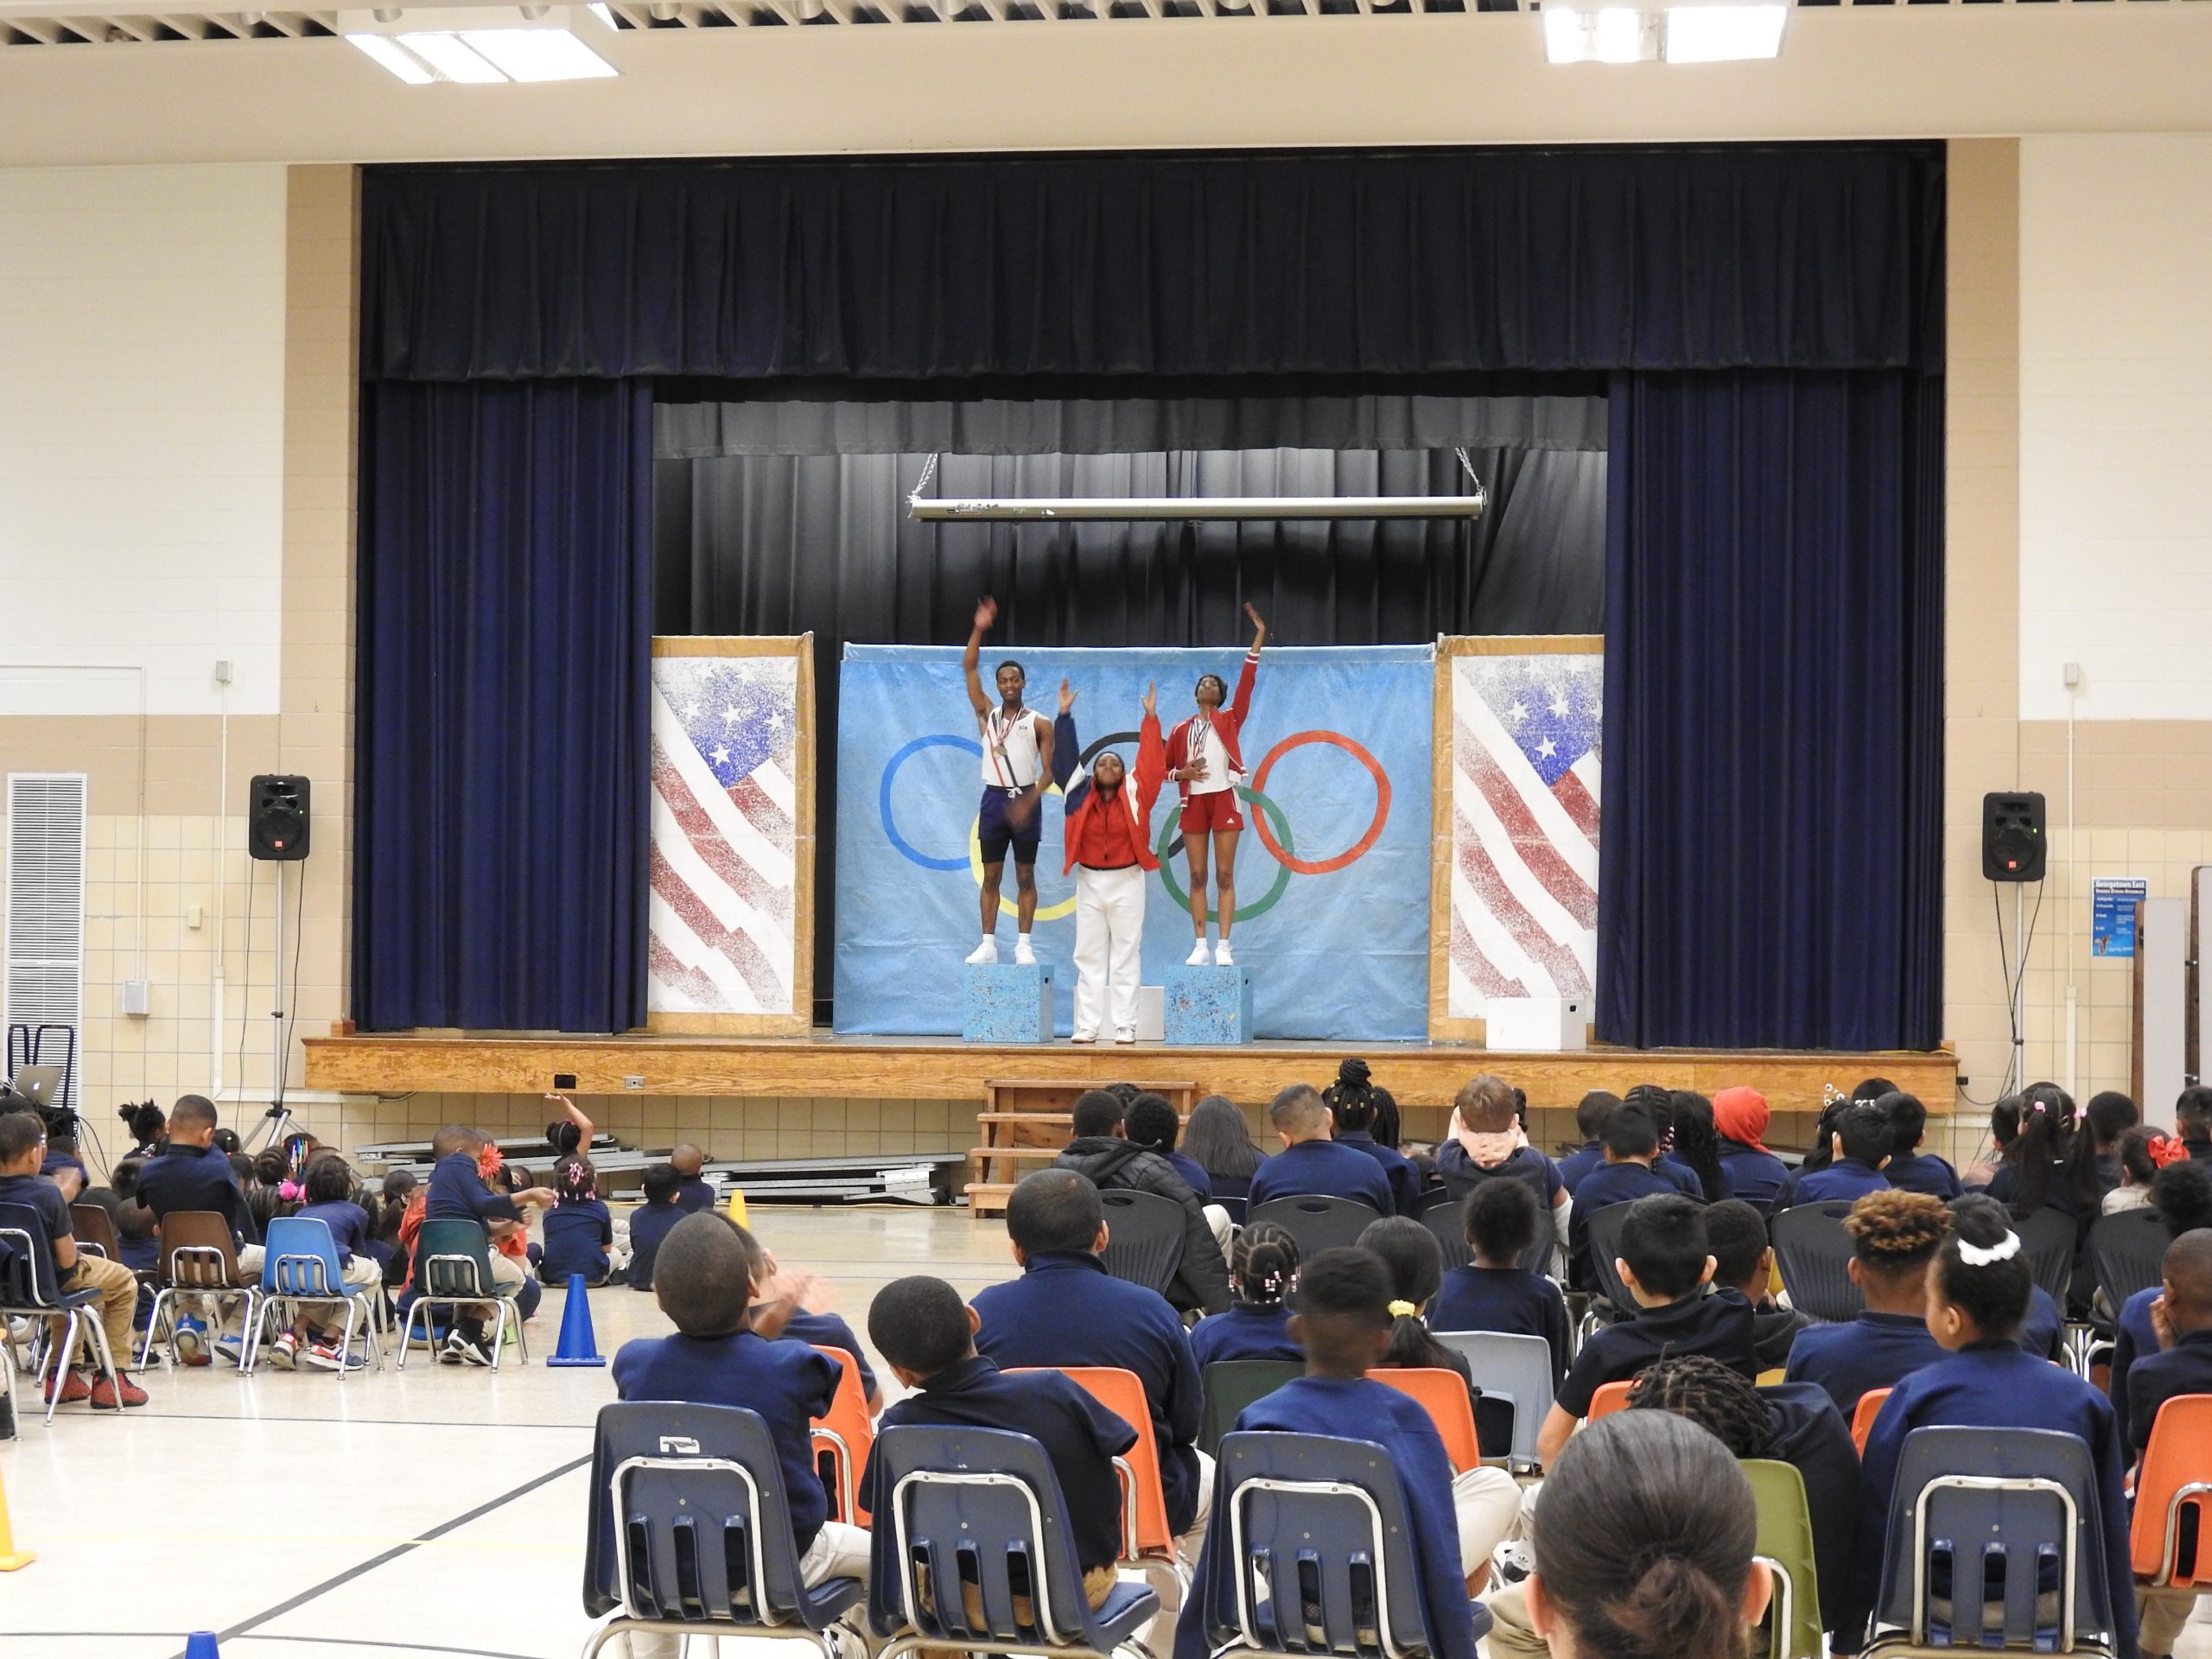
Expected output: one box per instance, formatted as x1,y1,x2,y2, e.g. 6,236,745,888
910,490,1485,522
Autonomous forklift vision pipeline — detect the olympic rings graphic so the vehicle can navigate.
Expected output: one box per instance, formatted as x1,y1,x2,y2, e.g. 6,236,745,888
1249,731,1391,876
1154,788,1298,924
969,817,1077,923
879,734,981,871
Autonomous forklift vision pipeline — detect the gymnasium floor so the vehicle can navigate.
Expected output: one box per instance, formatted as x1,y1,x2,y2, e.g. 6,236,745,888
0,1205,1017,1659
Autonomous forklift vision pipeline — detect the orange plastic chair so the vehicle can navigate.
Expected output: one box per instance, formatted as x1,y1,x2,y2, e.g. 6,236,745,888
1366,1367,1482,1474
810,1344,875,1527
1586,1379,1634,1422
1850,1388,1892,1457
1011,1364,1175,1565
2130,1393,2212,1585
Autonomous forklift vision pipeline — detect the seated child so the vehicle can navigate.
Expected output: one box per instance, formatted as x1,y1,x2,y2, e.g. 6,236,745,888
423,1123,554,1364
625,1163,685,1291
107,1158,161,1277
2111,1160,2212,1452
670,1143,716,1214
1783,1188,1950,1415
2127,1230,2212,1657
1847,1198,2136,1657
1244,1084,1394,1213
1188,1222,1303,1368
862,1274,1135,1606
1553,1090,1621,1198
1436,1073,1567,1230
1427,1179,1570,1382
0,1111,146,1408
1880,1091,1962,1199
540,1157,620,1287
270,1152,383,1373
1782,1101,1893,1207
1703,1199,1813,1373
1172,1246,1490,1659
40,1125,87,1201
747,1236,880,1409
612,1212,868,1610
1713,1085,1792,1213
373,1169,416,1286
1538,1192,1756,1466
1567,1103,1695,1291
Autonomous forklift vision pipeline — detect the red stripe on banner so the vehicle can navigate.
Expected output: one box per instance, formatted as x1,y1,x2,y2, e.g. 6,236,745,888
1450,913,1529,1001
647,933,726,1007
651,742,793,926
1455,719,1599,928
1453,810,1592,996
727,772,793,853
648,845,787,1011
1552,766,1601,842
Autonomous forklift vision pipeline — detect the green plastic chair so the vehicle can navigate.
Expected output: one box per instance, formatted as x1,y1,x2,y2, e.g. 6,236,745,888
1744,1458,1823,1659
1197,1358,1302,1457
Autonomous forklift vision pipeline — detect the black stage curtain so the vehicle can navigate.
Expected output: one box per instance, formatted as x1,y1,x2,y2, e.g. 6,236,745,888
362,144,1945,383
1597,370,1945,1052
653,389,1610,983
355,379,654,1033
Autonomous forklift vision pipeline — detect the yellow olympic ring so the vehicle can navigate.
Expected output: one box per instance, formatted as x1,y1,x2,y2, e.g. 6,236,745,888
967,783,1077,922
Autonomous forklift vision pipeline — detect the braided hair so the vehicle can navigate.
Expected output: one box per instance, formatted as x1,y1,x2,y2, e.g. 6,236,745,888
1841,1189,1952,1281
1324,1058,1381,1135
1625,1355,1773,1459
1230,1221,1300,1310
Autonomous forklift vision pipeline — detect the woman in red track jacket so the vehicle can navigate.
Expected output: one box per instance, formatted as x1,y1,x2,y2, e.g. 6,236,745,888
1163,603,1267,967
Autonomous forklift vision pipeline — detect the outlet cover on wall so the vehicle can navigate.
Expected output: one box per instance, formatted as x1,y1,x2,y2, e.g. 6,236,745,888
120,979,150,1017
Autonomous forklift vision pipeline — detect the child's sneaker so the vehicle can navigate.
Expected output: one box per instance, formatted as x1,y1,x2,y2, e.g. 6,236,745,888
213,1333,245,1366
89,1373,148,1410
43,1368,92,1406
172,1316,211,1367
302,1340,364,1374
269,1331,298,1370
440,1332,493,1367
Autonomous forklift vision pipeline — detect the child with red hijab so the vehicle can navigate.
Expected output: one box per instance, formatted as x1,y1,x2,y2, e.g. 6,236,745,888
1713,1086,1790,1213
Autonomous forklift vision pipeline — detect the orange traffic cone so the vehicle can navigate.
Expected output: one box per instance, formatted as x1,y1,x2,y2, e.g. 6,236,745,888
0,1449,35,1571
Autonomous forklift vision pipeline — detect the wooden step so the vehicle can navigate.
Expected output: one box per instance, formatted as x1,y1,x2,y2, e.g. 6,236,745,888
967,1144,1065,1163
978,1110,1192,1125
968,1182,1015,1217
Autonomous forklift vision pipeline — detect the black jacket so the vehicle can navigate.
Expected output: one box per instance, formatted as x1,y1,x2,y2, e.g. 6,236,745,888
1055,1137,1231,1315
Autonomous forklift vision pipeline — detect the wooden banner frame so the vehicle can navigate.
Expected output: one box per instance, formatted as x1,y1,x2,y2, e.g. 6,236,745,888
646,633,817,1036
1429,634,1605,1045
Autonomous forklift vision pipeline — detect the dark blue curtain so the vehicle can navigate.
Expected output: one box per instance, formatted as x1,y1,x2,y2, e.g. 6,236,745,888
1597,370,1944,1051
362,144,1944,382
355,379,654,1033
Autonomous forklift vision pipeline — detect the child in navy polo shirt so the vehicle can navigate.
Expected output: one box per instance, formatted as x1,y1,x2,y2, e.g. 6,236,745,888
1782,1100,1894,1207
2126,1232,2212,1656
625,1164,685,1291
670,1143,717,1214
269,1153,381,1373
863,1274,1135,1605
972,1170,1210,1560
1428,1179,1570,1382
1880,1091,1961,1199
1437,1074,1567,1233
741,1231,880,1410
540,1157,624,1287
1847,1198,2136,1659
1325,1058,1423,1215
137,1094,262,1365
0,1111,147,1408
1538,1192,1756,1465
1703,1199,1812,1373
612,1212,869,1643
1189,1222,1302,1368
423,1123,554,1364
1553,1091,1620,1198
1172,1248,1486,1659
1783,1188,1950,1415
1566,1103,1697,1290
1244,1084,1393,1214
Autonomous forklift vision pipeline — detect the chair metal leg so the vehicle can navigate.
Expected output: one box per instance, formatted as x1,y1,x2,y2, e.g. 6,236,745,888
513,1299,529,1362
488,1300,507,1371
137,1288,175,1370
397,1298,424,1370
42,1311,81,1424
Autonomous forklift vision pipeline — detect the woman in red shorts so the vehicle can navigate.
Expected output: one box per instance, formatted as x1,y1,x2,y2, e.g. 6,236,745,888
1164,602,1266,967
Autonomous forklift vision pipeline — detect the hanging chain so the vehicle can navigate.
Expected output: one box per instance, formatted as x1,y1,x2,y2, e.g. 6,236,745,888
1453,447,1480,486
911,452,939,500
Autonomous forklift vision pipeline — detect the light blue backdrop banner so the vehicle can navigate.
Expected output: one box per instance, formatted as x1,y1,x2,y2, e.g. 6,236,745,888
836,643,1434,1039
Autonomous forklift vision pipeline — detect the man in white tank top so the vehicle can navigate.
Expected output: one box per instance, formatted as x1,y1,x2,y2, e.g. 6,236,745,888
962,597,1054,965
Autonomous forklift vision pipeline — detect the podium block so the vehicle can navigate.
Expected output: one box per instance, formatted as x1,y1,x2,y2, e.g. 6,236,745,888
963,962,1054,1044
1163,966,1254,1046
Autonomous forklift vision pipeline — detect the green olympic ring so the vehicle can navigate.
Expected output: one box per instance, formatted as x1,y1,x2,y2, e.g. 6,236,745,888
1154,786,1296,924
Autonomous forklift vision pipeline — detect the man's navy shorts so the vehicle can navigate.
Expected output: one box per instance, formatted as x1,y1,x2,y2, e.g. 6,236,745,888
978,787,1042,866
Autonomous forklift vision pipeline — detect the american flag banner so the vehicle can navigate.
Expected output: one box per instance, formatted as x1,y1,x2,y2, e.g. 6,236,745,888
647,639,812,1028
1446,648,1603,1019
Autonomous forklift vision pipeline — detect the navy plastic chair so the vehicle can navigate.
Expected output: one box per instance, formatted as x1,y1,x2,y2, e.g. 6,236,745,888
2088,1208,2167,1312
248,1215,382,1376
2017,1207,2079,1307
399,1217,526,1370
1098,1189,1187,1300
867,1423,1160,1659
581,1401,864,1659
1421,1191,1554,1277
1577,1202,1637,1332
0,1198,122,1423
1865,1427,2119,1659
1770,1202,1863,1324
1249,1196,1382,1261
1203,1430,1491,1659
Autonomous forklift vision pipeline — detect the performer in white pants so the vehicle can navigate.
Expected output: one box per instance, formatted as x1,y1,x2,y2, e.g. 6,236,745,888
1050,677,1166,1045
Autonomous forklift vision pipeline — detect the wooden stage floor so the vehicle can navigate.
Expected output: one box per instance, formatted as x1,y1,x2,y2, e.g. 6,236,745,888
304,1029,1958,1116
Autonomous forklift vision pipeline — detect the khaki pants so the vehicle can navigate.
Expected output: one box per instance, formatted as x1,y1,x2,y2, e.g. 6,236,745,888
1481,1582,1549,1659
1452,1467,1527,1582
2138,1586,2203,1656
57,1252,137,1374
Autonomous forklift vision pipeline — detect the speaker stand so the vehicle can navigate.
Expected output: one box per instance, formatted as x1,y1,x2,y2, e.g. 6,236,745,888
246,863,293,1154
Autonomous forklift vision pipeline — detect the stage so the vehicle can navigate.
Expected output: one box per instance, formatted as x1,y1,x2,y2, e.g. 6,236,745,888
302,1028,1957,1118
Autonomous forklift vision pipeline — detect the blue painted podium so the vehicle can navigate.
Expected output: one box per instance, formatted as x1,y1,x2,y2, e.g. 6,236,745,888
1163,965,1254,1045
963,962,1054,1044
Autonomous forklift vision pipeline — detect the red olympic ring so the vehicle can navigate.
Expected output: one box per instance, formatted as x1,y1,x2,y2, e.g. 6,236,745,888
1249,731,1391,876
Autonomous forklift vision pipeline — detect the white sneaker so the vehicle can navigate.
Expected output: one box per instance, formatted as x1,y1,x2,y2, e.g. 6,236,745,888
1185,940,1211,967
1013,938,1037,966
1113,1028,1137,1045
1215,941,1236,967
1071,1030,1098,1046
963,938,999,965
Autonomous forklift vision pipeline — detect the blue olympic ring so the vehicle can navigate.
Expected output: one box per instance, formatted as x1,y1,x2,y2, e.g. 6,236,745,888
879,734,982,871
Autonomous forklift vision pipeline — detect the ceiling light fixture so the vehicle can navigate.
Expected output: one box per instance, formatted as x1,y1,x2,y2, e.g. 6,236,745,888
1541,0,1783,63
345,29,435,77
586,0,616,19
343,3,618,79
397,29,507,76
1662,3,1786,60
461,25,616,76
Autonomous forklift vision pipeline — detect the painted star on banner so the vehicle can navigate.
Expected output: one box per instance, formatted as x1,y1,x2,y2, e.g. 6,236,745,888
710,745,731,766
1536,737,1559,760
1507,700,1529,725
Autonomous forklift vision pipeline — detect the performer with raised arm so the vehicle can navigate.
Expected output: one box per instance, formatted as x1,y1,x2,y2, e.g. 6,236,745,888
1052,676,1166,1046
962,597,1053,966
1166,602,1267,966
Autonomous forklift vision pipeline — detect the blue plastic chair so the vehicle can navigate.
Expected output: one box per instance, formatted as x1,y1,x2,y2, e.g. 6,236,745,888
1866,1427,2119,1659
246,1216,382,1376
1204,1430,1491,1659
867,1424,1160,1659
581,1401,864,1659
398,1217,527,1370
0,1198,123,1423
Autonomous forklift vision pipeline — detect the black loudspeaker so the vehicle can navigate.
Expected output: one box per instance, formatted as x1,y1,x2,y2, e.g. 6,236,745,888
1982,791,2046,882
248,774,311,861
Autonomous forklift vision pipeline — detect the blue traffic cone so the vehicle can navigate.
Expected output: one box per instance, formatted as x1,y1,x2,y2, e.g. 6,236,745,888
184,1635,220,1659
547,1273,607,1368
